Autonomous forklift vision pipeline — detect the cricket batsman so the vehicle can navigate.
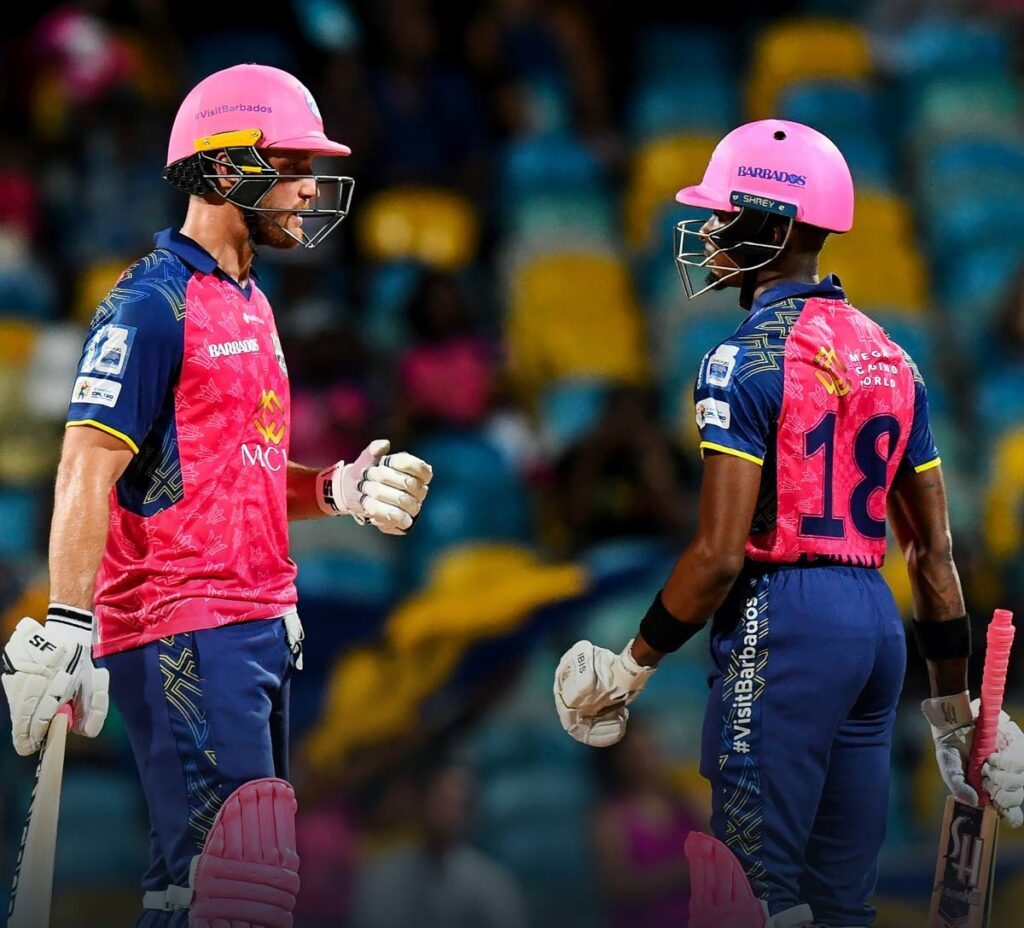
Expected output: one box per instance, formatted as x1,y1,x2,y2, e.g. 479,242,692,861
554,120,1024,926
1,64,433,927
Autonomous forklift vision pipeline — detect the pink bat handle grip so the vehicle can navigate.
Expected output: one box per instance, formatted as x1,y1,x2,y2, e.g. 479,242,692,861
55,704,74,724
968,609,1016,804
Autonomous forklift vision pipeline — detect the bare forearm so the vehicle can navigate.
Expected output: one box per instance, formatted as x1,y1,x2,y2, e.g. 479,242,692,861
49,463,114,611
287,461,325,521
631,542,741,667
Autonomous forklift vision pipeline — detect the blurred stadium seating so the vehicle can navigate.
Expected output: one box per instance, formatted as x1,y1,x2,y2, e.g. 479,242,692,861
3,3,1024,926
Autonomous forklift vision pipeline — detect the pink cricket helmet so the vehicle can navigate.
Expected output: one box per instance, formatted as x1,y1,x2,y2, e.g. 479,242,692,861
166,63,350,166
164,64,354,249
676,119,854,233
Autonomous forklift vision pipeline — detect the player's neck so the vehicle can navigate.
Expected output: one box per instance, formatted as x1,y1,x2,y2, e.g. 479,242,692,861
750,254,820,306
179,200,255,287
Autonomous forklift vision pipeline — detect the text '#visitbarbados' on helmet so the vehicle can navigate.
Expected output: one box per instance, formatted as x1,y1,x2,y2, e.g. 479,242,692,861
674,119,854,300
163,63,354,249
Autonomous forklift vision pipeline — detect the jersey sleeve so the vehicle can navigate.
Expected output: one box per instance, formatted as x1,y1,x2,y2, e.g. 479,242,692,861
901,352,941,474
66,280,184,454
693,340,782,466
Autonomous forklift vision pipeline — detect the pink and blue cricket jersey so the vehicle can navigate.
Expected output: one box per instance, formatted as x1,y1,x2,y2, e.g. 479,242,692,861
67,229,297,657
692,276,937,925
693,274,939,568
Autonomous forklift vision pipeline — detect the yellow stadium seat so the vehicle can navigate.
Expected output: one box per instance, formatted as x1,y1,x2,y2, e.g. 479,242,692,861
747,19,872,120
386,543,587,650
984,427,1024,561
879,543,913,615
75,258,131,324
303,639,464,773
508,252,647,399
822,243,929,312
358,187,479,270
2,579,49,641
625,134,718,249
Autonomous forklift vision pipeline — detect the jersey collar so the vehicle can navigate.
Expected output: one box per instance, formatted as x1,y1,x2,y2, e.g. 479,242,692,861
749,274,846,315
155,228,218,274
154,228,259,290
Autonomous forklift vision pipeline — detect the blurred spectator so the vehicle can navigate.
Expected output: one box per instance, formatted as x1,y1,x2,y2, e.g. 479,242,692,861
367,0,491,190
556,385,693,550
398,270,496,431
286,277,374,466
996,258,1024,355
591,717,703,928
347,760,527,928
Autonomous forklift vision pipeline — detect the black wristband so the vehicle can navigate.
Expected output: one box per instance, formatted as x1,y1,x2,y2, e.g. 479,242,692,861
638,590,703,654
911,615,972,661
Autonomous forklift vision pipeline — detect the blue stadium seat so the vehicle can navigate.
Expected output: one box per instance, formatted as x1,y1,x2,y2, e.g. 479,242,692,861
926,194,1024,264
363,261,422,354
633,26,732,87
891,16,1011,78
539,378,610,453
400,432,531,583
294,549,397,608
500,131,605,198
628,78,737,140
835,134,896,190
976,365,1024,448
920,139,1024,211
777,81,882,137
506,191,616,251
55,770,146,885
0,489,40,557
933,246,1019,315
0,260,57,320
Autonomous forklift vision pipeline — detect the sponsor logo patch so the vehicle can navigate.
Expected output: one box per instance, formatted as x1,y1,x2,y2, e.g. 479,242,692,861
706,345,741,388
72,377,122,408
81,324,135,377
695,398,731,430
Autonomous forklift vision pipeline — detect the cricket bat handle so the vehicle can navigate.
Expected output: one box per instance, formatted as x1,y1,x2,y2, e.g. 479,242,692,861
969,610,1016,803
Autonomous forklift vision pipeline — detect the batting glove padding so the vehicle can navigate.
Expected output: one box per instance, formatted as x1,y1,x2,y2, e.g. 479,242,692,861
2,612,108,755
316,439,432,535
923,691,1024,826
554,639,654,747
923,691,979,807
974,699,1024,828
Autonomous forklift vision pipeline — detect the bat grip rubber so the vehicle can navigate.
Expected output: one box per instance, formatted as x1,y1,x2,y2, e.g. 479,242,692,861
969,610,1015,803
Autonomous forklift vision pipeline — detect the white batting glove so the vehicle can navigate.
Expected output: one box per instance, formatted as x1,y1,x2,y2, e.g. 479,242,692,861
922,692,1024,825
923,692,979,806
316,439,432,536
975,700,1024,828
554,639,654,747
2,609,109,755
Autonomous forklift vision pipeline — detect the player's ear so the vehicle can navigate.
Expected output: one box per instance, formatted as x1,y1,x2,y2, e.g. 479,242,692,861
209,152,237,193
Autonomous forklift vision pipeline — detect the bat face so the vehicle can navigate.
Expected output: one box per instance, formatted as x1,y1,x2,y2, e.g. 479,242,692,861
928,797,1000,928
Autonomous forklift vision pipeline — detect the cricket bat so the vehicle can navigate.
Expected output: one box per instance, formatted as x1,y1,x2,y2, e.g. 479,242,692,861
927,609,1016,928
6,704,73,928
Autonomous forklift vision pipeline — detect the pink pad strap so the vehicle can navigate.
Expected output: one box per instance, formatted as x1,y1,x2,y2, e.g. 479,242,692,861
189,777,300,928
685,832,765,928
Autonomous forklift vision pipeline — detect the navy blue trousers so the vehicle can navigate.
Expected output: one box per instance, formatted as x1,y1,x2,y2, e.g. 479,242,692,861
700,565,906,927
98,617,294,927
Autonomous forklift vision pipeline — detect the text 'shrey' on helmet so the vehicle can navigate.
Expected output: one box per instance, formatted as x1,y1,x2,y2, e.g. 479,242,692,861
674,119,854,301
164,63,354,249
